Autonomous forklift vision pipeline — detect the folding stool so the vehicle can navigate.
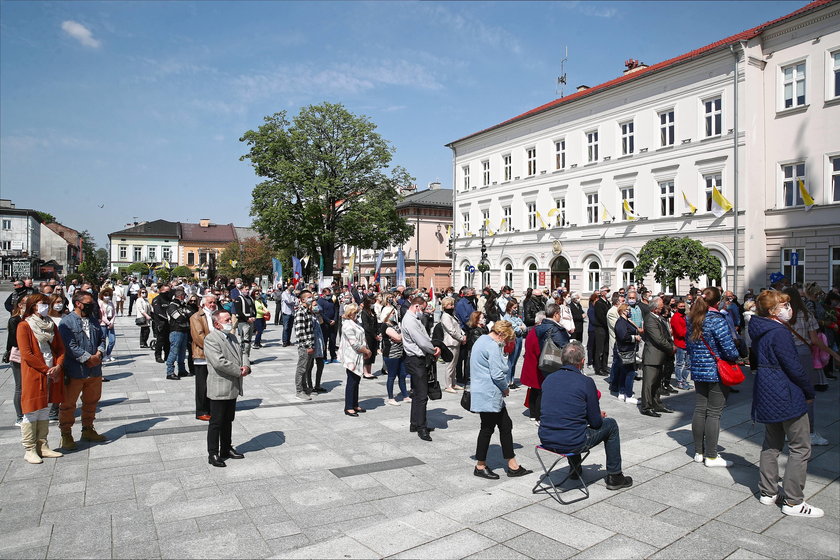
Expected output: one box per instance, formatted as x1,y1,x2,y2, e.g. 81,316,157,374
531,445,590,504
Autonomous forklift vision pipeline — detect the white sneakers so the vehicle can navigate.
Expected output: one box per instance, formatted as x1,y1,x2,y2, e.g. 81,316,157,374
782,502,824,518
693,453,704,463
386,398,400,406
704,456,734,468
759,493,777,505
810,432,829,446
617,394,639,405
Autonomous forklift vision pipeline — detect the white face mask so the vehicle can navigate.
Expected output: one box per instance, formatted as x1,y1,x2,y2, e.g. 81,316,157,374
221,323,233,332
53,303,64,312
776,307,792,322
37,303,50,317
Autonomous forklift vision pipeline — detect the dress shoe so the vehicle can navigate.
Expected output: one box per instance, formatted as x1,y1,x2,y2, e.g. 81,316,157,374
221,448,244,460
506,466,533,477
654,406,675,414
166,374,180,381
354,407,367,413
196,415,211,421
417,429,432,441
409,426,435,433
605,473,633,490
473,467,500,480
313,387,327,393
208,454,227,468
155,357,165,363
640,409,662,418
344,410,359,417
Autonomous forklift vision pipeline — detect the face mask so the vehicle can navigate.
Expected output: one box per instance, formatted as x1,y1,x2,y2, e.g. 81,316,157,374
444,307,454,315
311,304,320,313
776,307,792,322
81,302,95,316
236,284,243,289
627,299,637,306
53,304,64,312
37,303,50,317
221,323,233,332
678,308,686,314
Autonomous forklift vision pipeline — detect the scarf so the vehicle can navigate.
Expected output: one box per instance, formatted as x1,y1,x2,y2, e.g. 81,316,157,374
26,314,55,344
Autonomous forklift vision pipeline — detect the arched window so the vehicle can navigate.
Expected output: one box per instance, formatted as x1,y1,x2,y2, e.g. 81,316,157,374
503,262,513,289
462,264,472,288
527,262,538,289
482,269,491,290
698,256,724,290
621,259,635,289
587,261,601,292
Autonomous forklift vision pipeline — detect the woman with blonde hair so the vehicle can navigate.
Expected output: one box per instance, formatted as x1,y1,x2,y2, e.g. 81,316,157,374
440,296,465,392
338,303,371,417
470,320,532,479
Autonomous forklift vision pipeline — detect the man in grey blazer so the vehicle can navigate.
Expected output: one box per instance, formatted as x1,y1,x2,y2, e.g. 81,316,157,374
204,310,251,467
641,297,675,417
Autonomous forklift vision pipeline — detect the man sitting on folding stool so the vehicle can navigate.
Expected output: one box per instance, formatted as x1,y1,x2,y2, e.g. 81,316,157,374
538,340,633,492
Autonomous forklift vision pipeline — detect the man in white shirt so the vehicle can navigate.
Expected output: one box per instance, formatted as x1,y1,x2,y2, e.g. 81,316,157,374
401,297,440,442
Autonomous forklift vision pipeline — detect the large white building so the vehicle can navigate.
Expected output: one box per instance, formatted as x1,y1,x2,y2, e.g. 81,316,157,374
447,0,840,296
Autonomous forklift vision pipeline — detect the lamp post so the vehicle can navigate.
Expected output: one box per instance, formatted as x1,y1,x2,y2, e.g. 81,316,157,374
477,224,489,289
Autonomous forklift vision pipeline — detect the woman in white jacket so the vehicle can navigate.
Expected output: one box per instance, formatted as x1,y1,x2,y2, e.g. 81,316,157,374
440,297,465,392
338,303,371,417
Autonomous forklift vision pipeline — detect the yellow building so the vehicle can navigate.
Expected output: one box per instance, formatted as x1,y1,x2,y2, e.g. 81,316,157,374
178,220,237,279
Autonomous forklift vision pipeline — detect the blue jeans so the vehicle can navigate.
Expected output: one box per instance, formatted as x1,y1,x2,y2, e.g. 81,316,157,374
166,331,188,376
281,313,294,345
100,325,116,358
507,336,524,385
577,417,622,474
254,318,266,345
675,348,690,384
383,356,408,399
610,361,636,397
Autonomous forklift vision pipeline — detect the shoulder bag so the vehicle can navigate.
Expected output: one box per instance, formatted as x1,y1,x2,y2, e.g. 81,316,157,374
537,326,564,373
701,335,744,386
426,355,442,400
460,386,472,411
618,346,638,367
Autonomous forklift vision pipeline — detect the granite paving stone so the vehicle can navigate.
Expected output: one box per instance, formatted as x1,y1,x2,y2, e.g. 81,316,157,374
573,502,689,547
504,503,615,550
158,525,271,559
569,534,658,560
390,529,497,559
501,531,579,560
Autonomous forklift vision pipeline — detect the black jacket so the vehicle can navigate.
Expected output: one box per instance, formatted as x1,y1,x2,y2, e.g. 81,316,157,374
234,295,256,322
523,296,545,327
594,298,610,329
569,301,584,328
166,300,191,332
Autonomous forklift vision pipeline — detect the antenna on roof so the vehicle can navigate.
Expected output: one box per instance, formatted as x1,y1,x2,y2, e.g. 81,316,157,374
556,46,568,97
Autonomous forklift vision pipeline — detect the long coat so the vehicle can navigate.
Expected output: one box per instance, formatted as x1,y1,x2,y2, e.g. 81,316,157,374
18,320,65,413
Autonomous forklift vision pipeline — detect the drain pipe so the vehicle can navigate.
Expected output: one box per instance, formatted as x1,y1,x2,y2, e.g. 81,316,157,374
729,41,744,296
449,145,457,288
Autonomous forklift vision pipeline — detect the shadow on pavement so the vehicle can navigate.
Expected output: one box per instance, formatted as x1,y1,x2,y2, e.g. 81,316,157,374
103,372,133,381
103,417,167,442
237,398,263,411
238,431,285,452
428,408,463,429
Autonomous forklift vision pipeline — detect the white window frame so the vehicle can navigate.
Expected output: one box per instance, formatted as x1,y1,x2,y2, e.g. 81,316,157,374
620,121,634,155
659,180,676,217
119,245,128,260
829,49,840,101
133,246,142,261
587,261,601,293
782,247,805,285
502,206,512,231
621,259,635,288
586,130,599,163
526,147,537,176
462,165,470,191
462,211,471,235
704,173,723,213
503,154,512,182
462,264,473,288
1,219,11,230
830,247,840,289
554,139,566,170
586,192,599,224
555,197,566,227
829,154,840,203
503,263,514,289
703,96,722,138
482,160,490,187
621,187,635,221
780,60,807,110
162,246,172,262
527,262,538,290
781,161,806,208
527,202,537,230
148,246,157,261
658,109,675,147
481,209,490,232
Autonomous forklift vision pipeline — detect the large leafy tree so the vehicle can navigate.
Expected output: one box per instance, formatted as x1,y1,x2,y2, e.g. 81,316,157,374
633,236,721,290
77,230,106,279
240,103,414,277
218,238,284,282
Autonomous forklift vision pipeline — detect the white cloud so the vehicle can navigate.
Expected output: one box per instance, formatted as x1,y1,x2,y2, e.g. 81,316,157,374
61,20,101,48
565,2,618,19
423,4,523,55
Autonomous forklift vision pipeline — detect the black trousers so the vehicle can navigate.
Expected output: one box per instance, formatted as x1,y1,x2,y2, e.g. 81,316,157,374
455,345,468,385
586,330,595,365
344,369,360,410
475,407,515,462
128,294,137,316
571,325,583,342
406,355,428,430
207,398,236,455
140,325,150,347
641,364,665,411
322,323,338,360
315,358,324,389
528,388,542,421
594,327,609,376
194,364,210,417
661,357,675,390
153,321,170,360
274,301,282,325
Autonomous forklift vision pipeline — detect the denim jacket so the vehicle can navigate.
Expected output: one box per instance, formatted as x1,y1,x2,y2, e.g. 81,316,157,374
58,312,105,379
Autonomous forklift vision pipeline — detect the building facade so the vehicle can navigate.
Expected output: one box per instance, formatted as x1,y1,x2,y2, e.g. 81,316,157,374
0,199,42,279
178,220,237,279
448,0,839,296
108,220,180,272
40,222,82,276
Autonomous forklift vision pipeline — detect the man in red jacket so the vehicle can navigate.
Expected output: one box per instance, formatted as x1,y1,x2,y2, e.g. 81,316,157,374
670,299,691,389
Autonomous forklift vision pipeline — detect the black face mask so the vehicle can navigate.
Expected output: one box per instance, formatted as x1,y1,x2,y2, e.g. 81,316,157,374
678,308,686,314
444,307,454,315
80,302,95,316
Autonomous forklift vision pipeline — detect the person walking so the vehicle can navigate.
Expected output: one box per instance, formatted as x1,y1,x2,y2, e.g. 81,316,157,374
402,296,441,441
98,288,117,363
338,303,370,416
470,320,533,479
204,309,249,467
190,294,217,421
440,297,465,392
749,290,822,517
686,287,741,467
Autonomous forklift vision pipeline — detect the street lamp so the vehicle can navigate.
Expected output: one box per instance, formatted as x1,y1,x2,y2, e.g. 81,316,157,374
477,224,489,288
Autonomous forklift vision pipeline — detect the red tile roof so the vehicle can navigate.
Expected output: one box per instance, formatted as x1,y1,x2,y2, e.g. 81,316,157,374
179,222,237,243
447,0,833,146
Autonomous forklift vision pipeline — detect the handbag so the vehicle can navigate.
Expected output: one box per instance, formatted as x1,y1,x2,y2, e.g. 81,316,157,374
537,326,564,373
263,311,271,321
135,317,147,326
460,387,471,411
618,347,638,366
701,335,744,386
426,355,442,400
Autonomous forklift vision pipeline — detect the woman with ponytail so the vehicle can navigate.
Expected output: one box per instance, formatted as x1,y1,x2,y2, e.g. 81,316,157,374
686,287,741,468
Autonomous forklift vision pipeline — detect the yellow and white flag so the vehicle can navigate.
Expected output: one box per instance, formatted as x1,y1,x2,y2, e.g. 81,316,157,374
622,200,641,221
682,191,697,214
798,179,815,210
710,186,733,218
483,218,495,236
347,253,355,276
536,211,548,229
601,203,613,222
445,224,452,239
498,219,507,233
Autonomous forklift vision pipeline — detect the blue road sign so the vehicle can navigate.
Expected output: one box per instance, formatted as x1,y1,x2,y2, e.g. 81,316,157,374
791,252,799,267
468,265,476,274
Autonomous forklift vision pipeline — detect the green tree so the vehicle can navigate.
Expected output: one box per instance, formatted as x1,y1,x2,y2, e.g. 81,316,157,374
633,236,721,290
155,267,172,283
241,103,414,278
127,262,150,276
217,242,243,279
171,265,193,278
77,230,106,279
36,211,57,224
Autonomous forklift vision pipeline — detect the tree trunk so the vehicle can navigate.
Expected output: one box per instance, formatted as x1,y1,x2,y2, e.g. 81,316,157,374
321,244,336,277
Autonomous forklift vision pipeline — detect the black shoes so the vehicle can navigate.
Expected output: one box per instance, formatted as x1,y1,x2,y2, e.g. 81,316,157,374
344,410,359,417
641,409,662,418
166,375,180,381
221,448,244,460
313,387,327,393
354,407,367,413
606,473,633,490
417,429,432,441
409,426,435,433
208,454,226,468
506,466,533,477
155,357,165,363
474,467,500,480
654,406,675,414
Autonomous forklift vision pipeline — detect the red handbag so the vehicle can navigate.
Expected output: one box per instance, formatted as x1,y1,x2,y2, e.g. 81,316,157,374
701,336,744,386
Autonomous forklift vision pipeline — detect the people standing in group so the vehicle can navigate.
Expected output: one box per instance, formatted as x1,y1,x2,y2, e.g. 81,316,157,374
593,287,611,377
58,290,107,451
48,294,69,326
611,303,640,405
523,288,546,328
318,287,339,363
464,311,489,385
233,286,256,366
252,288,267,349
152,284,172,363
3,298,28,426
402,296,441,441
380,305,410,405
204,309,249,468
164,289,191,380
4,278,36,312
470,320,532,480
606,292,626,383
503,301,527,390
440,296,465,393
640,297,675,417
190,293,217,422
670,298,691,390
521,311,546,422
686,287,741,468
135,287,153,348
454,287,477,385
281,285,297,347
337,303,370,417
749,290,823,517
359,296,380,379
569,292,585,343
293,290,316,400
586,292,599,367
98,288,117,363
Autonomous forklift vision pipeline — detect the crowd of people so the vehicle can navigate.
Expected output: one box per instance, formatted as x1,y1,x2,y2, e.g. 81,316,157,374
4,272,839,518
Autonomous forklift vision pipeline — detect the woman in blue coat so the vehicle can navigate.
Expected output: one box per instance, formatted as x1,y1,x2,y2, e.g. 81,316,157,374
686,287,741,468
470,320,532,480
749,290,822,518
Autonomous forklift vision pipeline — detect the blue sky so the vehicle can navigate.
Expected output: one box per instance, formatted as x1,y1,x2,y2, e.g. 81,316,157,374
1,0,807,247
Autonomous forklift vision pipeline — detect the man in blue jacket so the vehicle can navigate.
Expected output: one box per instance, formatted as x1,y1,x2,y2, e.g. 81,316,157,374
317,288,338,363
57,290,108,450
538,341,632,490
455,287,476,329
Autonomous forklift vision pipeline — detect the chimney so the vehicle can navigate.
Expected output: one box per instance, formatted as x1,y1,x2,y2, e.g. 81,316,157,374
199,219,210,228
623,59,648,74
576,85,590,92
428,181,442,190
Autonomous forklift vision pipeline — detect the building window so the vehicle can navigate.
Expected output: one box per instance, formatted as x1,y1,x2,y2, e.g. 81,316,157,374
586,130,599,162
462,211,470,235
162,246,171,262
133,246,142,261
586,193,599,224
526,147,537,176
781,62,806,109
587,261,601,293
463,264,472,288
621,187,635,220
554,139,566,170
1,240,11,250
482,160,490,187
1,219,11,230
187,252,195,265
482,209,490,232
782,248,805,285
832,51,840,99
462,165,470,191
481,269,491,290
502,206,512,231
782,162,806,207
199,252,208,265
659,180,675,216
704,96,722,137
555,197,566,227
621,260,635,288
119,245,127,260
620,121,634,155
504,263,513,288
704,173,723,212
831,247,840,289
659,109,675,147
527,202,537,230
831,155,840,202
503,154,512,181
148,246,157,261
527,262,538,290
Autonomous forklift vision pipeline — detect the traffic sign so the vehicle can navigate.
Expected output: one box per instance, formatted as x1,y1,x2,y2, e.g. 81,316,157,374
468,265,476,274
790,252,799,266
